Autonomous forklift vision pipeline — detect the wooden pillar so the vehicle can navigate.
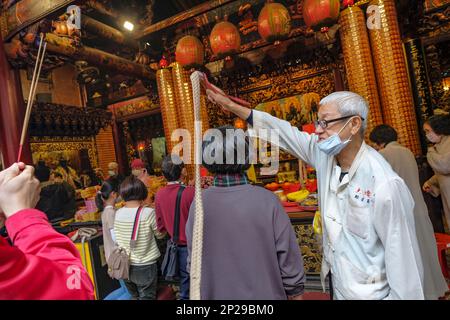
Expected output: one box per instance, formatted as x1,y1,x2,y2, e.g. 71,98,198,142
0,35,32,167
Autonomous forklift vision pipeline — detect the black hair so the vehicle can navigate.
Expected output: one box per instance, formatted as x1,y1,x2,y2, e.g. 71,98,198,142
35,163,50,182
52,171,63,179
119,176,148,202
202,125,251,175
162,155,184,182
369,124,398,145
95,178,120,211
426,114,450,136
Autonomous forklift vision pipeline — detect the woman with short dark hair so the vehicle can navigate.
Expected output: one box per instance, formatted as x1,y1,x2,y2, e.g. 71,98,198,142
423,114,450,234
113,176,165,300
186,126,306,299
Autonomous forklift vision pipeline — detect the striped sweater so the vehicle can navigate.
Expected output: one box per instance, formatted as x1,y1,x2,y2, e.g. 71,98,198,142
114,206,161,266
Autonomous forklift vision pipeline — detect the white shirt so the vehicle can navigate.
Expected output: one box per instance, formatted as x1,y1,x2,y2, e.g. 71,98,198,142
249,110,425,300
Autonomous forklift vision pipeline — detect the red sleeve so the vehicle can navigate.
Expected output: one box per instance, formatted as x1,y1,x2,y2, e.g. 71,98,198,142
154,191,167,233
0,209,94,300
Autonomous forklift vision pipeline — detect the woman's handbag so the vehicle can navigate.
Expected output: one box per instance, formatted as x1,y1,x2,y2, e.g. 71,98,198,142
107,206,143,280
161,186,185,281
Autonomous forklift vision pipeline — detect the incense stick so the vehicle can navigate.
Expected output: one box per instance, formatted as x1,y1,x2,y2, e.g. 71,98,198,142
17,34,46,162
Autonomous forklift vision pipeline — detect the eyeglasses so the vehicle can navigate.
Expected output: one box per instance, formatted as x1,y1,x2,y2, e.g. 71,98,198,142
314,115,365,130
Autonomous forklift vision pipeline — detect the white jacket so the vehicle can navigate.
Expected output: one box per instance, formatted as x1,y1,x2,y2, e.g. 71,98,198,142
249,110,425,300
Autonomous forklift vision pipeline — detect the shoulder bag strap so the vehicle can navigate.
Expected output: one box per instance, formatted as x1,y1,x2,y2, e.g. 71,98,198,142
172,185,185,244
130,206,143,250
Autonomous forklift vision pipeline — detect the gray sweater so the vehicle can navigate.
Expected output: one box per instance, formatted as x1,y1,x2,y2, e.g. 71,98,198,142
186,184,305,300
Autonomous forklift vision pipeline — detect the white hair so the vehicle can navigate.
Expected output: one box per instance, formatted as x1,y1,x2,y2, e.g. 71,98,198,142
319,91,369,132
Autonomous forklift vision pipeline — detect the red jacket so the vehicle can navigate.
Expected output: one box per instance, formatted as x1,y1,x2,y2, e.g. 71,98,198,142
155,184,195,246
0,209,94,300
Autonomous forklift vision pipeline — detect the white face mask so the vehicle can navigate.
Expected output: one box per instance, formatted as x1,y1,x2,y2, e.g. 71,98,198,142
132,169,142,177
318,118,354,156
426,132,440,144
108,170,116,177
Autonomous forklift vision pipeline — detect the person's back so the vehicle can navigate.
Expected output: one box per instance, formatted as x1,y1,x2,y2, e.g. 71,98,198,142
113,176,163,300
188,183,305,299
155,155,193,300
370,125,448,300
60,180,77,217
36,182,69,221
155,184,194,244
380,142,424,202
186,126,305,300
114,206,160,265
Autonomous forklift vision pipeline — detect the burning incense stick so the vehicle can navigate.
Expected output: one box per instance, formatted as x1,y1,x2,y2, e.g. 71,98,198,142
17,34,47,162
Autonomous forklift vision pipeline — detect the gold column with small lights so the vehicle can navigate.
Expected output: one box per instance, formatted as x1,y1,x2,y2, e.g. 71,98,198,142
156,68,179,154
368,0,422,155
171,62,210,181
339,6,383,140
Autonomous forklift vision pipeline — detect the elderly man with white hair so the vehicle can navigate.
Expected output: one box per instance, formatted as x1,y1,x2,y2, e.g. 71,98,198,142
206,86,425,300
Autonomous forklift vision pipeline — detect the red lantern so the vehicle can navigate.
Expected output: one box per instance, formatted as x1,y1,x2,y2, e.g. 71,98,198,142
175,35,204,69
302,0,341,32
342,0,354,8
209,21,241,59
258,2,291,44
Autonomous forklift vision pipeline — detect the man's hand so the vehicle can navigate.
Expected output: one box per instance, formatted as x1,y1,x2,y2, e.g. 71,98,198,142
0,164,41,218
206,88,234,112
422,181,432,193
205,86,252,121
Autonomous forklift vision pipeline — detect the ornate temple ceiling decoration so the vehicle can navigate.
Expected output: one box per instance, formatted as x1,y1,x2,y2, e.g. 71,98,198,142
206,45,340,127
29,102,112,137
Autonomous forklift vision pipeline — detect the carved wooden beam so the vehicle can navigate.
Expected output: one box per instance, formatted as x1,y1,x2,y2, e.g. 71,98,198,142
135,0,237,40
82,14,139,49
1,0,77,41
45,33,154,79
84,0,119,20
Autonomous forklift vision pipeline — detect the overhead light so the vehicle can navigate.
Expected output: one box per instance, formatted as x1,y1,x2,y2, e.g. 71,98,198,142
123,21,134,31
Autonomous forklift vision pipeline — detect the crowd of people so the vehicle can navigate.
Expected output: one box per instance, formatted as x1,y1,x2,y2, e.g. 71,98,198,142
0,84,449,300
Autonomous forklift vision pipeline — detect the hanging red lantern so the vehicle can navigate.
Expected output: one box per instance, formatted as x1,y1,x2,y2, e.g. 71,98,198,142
175,35,204,69
257,2,291,44
342,0,354,8
302,0,341,32
209,20,241,59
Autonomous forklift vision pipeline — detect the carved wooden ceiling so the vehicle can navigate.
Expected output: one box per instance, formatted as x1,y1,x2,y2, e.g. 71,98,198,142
1,0,449,107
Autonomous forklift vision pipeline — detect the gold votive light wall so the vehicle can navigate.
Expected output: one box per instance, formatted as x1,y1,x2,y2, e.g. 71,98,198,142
339,6,383,140
368,0,422,155
156,68,179,154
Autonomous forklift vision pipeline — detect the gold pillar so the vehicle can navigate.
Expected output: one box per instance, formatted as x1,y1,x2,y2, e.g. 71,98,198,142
170,63,211,180
339,6,383,140
171,62,196,180
368,0,421,155
156,68,179,154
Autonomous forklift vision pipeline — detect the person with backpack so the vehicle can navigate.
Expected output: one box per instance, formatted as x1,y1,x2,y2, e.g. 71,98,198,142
113,176,165,300
96,178,131,300
155,155,194,300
